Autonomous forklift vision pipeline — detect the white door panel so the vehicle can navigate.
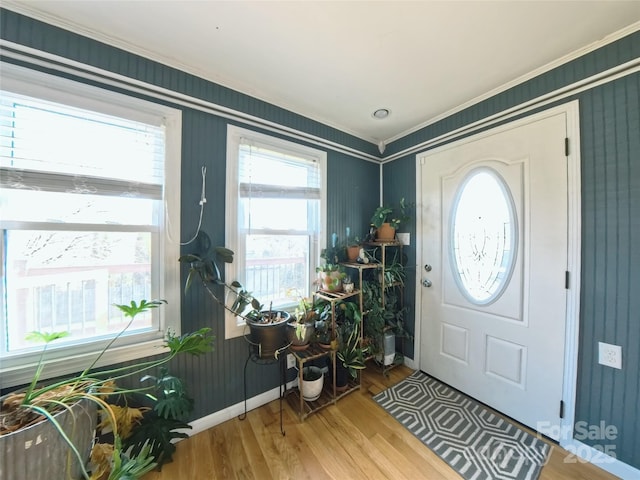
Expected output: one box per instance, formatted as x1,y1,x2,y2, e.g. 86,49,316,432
420,112,568,440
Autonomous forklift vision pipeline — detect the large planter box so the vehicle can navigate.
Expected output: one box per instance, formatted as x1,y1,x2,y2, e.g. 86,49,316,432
0,397,97,480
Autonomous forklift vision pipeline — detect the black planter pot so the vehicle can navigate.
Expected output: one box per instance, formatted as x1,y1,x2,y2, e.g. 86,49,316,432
246,310,290,359
332,359,350,391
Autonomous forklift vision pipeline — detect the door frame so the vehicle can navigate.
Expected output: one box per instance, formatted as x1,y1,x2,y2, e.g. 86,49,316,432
413,101,581,449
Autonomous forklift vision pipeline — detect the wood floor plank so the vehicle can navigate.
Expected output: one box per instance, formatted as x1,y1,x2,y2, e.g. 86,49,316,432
315,406,392,480
247,404,304,479
298,407,371,479
143,365,619,480
369,432,451,480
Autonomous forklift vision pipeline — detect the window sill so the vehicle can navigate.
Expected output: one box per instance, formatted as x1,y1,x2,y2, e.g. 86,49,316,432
0,338,170,390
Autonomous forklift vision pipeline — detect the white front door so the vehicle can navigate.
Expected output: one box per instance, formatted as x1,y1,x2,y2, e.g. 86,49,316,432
419,110,569,440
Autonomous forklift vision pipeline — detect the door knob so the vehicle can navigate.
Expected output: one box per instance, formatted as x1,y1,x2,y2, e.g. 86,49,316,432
424,264,432,272
422,279,432,288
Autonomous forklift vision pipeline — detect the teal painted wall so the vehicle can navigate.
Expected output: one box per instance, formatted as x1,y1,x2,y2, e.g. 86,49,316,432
381,158,417,359
577,73,639,466
384,34,640,469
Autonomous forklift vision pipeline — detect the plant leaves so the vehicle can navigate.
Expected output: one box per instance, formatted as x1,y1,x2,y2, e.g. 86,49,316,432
98,405,148,439
89,442,114,480
154,395,194,421
107,437,157,480
113,299,166,319
25,331,70,344
140,369,195,420
165,328,214,356
123,415,191,468
214,246,235,263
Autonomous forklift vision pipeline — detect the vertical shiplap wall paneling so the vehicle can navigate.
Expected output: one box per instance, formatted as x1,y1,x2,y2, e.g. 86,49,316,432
382,156,417,359
577,73,640,467
325,153,380,248
178,109,254,418
0,9,378,422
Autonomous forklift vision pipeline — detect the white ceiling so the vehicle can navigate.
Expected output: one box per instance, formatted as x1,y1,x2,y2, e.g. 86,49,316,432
4,1,640,145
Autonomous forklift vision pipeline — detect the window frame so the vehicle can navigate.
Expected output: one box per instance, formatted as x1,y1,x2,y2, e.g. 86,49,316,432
0,63,182,389
225,125,327,339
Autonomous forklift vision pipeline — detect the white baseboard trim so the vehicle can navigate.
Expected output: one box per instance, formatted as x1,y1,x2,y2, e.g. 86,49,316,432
403,356,417,370
176,379,298,439
559,439,640,479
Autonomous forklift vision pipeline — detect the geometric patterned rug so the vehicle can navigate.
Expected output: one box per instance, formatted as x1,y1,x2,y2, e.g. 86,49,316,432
373,371,550,480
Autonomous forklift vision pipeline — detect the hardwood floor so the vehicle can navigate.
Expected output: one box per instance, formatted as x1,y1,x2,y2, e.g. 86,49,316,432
143,364,618,479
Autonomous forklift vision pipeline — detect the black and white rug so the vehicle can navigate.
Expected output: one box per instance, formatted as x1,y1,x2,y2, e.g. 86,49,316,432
373,371,550,480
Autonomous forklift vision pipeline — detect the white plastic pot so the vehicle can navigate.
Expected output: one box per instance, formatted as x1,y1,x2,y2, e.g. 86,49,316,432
301,366,324,402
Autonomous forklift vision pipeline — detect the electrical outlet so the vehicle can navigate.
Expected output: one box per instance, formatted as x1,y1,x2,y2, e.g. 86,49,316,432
598,342,622,369
286,353,295,369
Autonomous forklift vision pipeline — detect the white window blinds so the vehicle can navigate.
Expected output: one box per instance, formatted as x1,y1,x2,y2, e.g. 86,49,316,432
0,91,165,201
238,139,321,200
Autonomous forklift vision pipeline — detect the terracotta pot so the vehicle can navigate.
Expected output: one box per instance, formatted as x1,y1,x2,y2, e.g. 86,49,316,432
346,245,360,262
375,223,396,241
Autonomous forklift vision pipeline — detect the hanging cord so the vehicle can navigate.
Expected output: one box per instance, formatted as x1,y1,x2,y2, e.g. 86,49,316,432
180,165,207,246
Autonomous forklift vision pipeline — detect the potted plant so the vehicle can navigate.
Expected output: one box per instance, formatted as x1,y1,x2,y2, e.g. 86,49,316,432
301,366,324,402
336,321,368,383
343,275,355,294
361,279,386,358
179,231,290,359
244,305,291,359
313,300,333,349
0,300,214,480
370,197,413,241
382,261,406,287
316,264,346,293
383,288,412,341
331,304,367,391
344,227,361,263
320,244,346,266
286,292,317,351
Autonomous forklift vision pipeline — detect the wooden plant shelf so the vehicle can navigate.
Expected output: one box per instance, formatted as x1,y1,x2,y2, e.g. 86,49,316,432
285,381,335,421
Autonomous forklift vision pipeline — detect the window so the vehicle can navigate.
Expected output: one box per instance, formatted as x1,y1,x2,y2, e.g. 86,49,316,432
225,126,326,339
450,168,517,305
0,63,182,387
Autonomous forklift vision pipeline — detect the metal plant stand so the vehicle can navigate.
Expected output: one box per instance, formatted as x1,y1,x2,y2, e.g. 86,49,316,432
238,337,288,436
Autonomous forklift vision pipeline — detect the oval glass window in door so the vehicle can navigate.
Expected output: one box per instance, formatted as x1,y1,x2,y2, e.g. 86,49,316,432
450,167,517,305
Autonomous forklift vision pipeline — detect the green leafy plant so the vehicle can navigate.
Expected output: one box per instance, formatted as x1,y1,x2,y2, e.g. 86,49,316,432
383,261,406,287
281,290,318,343
0,299,215,480
179,231,291,360
337,300,362,325
102,437,157,480
122,415,190,469
315,263,347,292
336,314,368,379
312,300,333,345
141,368,194,421
370,197,413,230
383,289,412,340
179,231,272,322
